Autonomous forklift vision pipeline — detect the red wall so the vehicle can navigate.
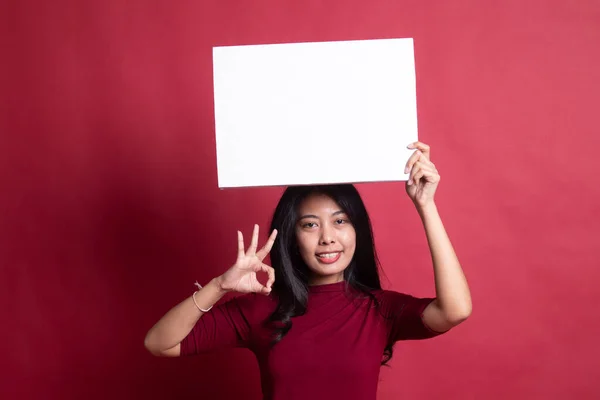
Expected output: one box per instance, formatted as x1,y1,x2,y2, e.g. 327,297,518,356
2,0,599,398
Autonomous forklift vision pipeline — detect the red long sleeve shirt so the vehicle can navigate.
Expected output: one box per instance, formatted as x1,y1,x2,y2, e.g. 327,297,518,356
181,280,445,399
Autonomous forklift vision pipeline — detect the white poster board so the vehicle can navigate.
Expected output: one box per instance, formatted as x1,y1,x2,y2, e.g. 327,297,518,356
213,38,418,188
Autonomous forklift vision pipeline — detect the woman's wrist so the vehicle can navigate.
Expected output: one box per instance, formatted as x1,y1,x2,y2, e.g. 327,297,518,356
212,276,232,294
416,201,438,218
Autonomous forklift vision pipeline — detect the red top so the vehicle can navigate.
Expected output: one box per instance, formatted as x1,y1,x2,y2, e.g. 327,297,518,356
181,280,445,399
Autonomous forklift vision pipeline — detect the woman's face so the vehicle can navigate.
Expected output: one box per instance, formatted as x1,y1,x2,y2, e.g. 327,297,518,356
295,193,356,285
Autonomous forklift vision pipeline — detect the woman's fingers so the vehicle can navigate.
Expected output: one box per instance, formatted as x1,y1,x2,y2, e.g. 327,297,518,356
256,229,278,261
407,141,431,159
405,141,433,174
408,161,421,185
404,149,435,175
254,263,275,295
246,224,259,256
408,161,436,185
237,231,245,259
262,263,275,291
238,225,278,264
404,150,421,174
410,168,426,186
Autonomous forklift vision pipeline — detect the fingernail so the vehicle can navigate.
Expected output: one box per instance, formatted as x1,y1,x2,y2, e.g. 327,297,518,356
404,167,409,174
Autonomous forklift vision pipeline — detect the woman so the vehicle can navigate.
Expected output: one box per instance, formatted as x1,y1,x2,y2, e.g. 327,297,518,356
144,141,472,399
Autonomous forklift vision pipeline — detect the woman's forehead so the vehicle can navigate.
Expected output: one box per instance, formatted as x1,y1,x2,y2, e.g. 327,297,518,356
297,193,343,214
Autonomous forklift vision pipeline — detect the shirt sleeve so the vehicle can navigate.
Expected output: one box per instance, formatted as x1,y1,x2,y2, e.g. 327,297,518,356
380,290,447,342
180,293,257,356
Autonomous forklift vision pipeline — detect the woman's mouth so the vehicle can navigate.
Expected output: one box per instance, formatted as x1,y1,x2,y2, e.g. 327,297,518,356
316,252,342,264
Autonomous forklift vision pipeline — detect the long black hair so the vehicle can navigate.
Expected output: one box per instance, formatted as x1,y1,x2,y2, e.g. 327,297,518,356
266,184,396,365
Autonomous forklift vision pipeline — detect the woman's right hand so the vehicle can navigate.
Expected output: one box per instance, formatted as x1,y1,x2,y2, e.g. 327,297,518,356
216,224,278,295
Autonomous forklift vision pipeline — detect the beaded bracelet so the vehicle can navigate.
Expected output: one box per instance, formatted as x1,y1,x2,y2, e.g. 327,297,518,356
191,281,213,313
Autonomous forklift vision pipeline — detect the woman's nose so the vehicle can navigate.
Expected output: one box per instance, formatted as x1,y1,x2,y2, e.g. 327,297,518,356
319,224,335,244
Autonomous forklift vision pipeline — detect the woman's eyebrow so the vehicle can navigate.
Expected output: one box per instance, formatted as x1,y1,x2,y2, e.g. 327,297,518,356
298,210,346,220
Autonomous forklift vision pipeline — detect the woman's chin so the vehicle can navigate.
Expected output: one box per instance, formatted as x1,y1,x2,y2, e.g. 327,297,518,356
307,262,350,283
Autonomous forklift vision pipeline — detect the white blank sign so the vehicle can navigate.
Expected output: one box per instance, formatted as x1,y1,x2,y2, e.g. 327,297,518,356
213,38,418,188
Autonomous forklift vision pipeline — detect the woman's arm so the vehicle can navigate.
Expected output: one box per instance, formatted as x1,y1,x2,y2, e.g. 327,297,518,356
144,277,228,357
418,203,472,332
144,226,277,357
405,142,472,333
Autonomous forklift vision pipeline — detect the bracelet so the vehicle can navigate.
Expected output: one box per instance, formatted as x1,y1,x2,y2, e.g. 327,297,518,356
192,281,213,313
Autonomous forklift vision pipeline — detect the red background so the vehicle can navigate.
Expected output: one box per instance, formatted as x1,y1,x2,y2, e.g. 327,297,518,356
2,0,599,399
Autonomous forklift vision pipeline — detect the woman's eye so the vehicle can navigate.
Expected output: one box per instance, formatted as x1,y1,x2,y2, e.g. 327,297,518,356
335,219,347,224
303,222,317,228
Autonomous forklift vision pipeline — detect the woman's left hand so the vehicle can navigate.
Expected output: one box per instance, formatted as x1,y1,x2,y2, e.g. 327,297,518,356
404,141,440,209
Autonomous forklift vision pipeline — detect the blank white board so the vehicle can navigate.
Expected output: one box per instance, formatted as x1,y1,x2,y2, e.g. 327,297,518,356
213,38,419,188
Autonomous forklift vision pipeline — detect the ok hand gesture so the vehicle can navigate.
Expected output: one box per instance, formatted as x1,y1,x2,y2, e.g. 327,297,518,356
217,225,277,295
